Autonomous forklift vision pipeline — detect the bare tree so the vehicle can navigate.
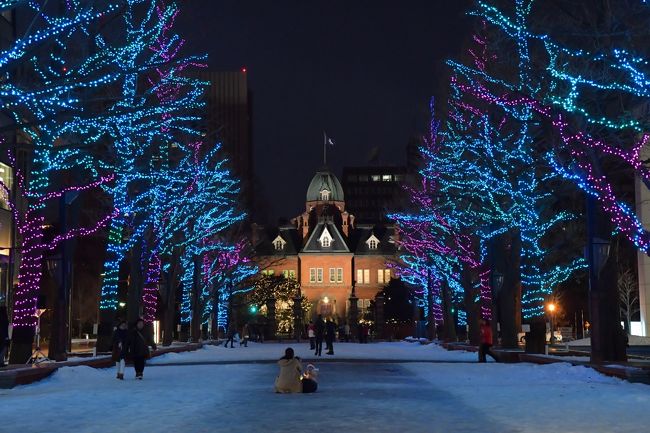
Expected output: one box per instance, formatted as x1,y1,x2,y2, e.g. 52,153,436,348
618,269,640,334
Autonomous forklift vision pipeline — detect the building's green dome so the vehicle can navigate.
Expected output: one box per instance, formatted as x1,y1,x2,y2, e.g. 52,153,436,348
306,169,344,202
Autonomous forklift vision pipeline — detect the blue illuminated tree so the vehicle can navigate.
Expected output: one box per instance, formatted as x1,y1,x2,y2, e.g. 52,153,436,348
456,0,650,359
92,0,208,350
1,0,152,362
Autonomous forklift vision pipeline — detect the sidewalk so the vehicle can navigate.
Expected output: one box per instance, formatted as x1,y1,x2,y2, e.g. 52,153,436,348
0,342,203,388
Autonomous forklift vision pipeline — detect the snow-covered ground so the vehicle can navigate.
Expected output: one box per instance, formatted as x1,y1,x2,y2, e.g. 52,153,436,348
567,335,650,346
1,342,649,433
149,341,481,364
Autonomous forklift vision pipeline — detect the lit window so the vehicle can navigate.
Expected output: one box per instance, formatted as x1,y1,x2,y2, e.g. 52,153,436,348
369,239,377,249
382,174,392,181
0,162,12,211
356,269,363,284
364,269,370,284
289,270,296,279
310,268,316,283
384,269,391,282
262,270,275,276
274,240,283,250
378,269,384,284
371,175,381,182
322,237,331,247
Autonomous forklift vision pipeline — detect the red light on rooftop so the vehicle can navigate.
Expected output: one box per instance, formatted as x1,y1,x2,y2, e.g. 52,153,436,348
241,67,247,73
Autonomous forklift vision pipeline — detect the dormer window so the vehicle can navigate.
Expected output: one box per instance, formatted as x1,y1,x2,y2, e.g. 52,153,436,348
319,227,334,248
320,189,330,201
366,234,380,250
272,235,286,251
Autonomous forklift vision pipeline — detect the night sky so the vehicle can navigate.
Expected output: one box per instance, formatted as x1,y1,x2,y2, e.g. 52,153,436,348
178,1,473,221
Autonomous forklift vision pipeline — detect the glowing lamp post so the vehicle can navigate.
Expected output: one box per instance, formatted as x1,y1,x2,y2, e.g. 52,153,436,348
547,303,556,344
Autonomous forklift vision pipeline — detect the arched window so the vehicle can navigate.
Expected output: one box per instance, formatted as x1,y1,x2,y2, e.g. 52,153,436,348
368,239,378,249
321,237,331,247
320,189,330,201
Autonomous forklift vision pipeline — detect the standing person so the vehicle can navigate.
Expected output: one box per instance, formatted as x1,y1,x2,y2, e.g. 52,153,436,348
479,319,498,363
344,323,351,342
314,315,325,356
223,323,236,348
111,320,129,380
274,347,302,393
307,321,316,350
130,318,157,379
325,318,336,355
0,306,9,367
240,323,250,347
358,322,365,343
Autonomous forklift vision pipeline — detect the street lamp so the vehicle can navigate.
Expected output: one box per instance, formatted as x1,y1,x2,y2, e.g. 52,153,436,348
547,303,556,344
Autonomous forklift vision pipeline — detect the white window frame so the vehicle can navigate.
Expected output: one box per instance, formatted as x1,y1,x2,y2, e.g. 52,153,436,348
329,268,336,283
384,269,391,282
364,269,370,284
317,268,323,283
310,268,316,283
378,269,384,284
337,268,343,283
320,189,330,201
356,269,363,284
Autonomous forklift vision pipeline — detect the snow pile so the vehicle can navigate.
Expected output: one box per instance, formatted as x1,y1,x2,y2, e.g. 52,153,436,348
567,335,650,346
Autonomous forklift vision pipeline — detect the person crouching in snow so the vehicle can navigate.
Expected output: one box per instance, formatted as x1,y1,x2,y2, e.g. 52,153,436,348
301,364,318,393
479,319,498,363
111,320,129,380
130,318,157,379
274,347,302,393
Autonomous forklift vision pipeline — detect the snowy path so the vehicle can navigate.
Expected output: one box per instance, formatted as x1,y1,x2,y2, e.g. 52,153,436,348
1,343,649,433
148,341,483,364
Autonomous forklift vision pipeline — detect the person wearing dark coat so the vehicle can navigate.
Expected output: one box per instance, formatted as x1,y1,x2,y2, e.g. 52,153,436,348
0,306,9,367
111,320,129,380
223,324,236,348
325,319,336,355
314,315,325,356
129,318,157,379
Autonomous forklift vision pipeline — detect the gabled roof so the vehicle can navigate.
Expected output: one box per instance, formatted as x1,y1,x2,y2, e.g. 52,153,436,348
302,220,350,253
254,226,301,256
352,224,397,255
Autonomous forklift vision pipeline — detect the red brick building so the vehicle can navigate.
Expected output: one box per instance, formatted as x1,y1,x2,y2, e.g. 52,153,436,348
252,168,398,323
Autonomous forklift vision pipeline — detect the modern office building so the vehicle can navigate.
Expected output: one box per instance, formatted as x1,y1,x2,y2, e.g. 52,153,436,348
196,70,254,213
341,166,410,224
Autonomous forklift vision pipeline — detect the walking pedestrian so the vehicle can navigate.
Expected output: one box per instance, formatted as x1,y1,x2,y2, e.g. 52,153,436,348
129,318,157,379
344,323,351,342
325,318,336,355
307,321,316,350
314,315,325,356
0,306,9,367
240,323,250,347
223,324,236,348
478,319,498,363
111,320,129,380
